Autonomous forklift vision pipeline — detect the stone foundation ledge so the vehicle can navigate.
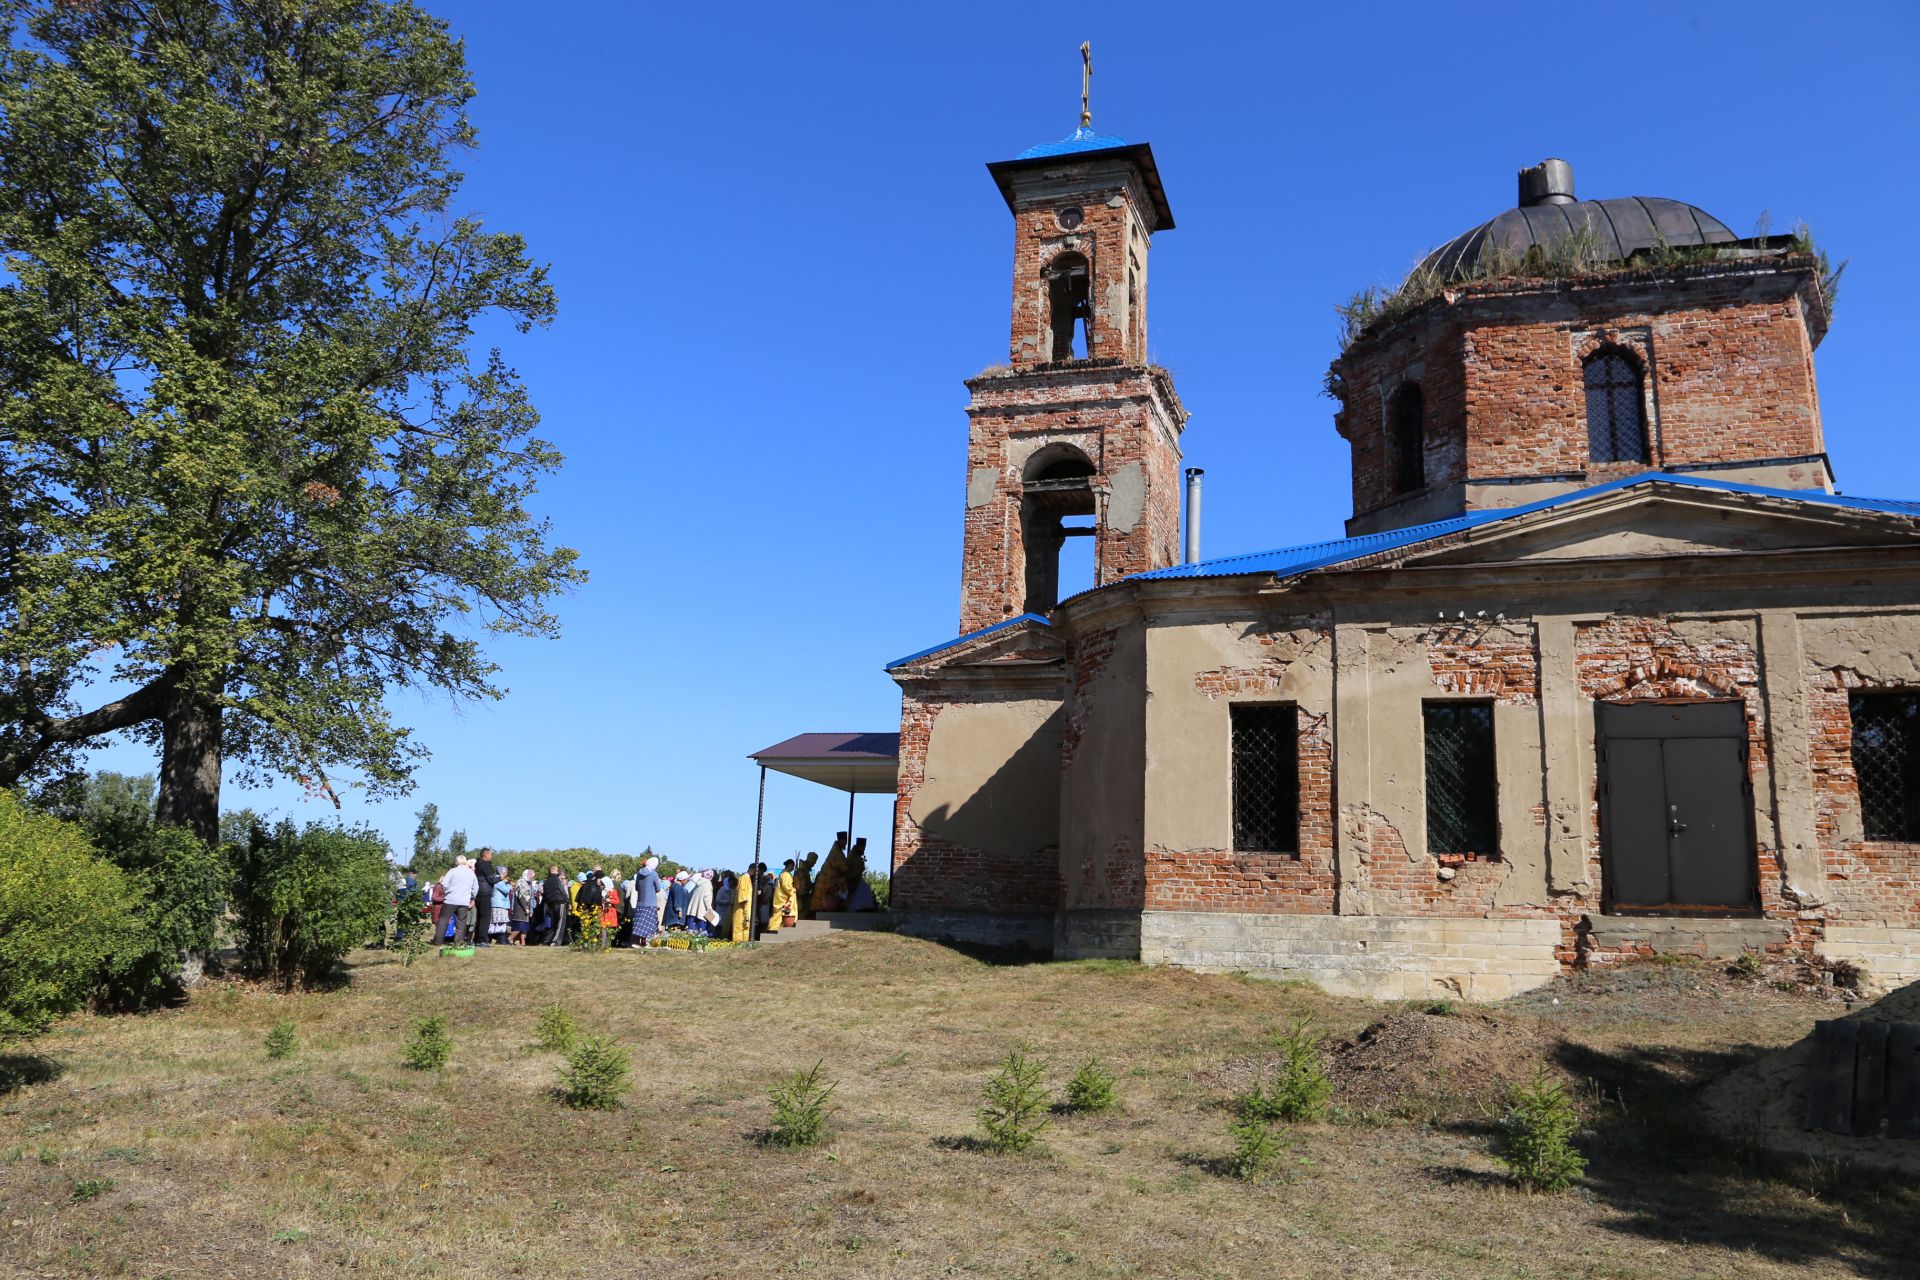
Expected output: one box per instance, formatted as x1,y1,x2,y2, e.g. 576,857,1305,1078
893,909,1054,953
1582,915,1792,958
1816,926,1920,995
1138,911,1562,1003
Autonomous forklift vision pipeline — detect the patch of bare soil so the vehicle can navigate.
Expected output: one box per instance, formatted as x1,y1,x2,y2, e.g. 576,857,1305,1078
1328,1008,1557,1119
1700,979,1920,1174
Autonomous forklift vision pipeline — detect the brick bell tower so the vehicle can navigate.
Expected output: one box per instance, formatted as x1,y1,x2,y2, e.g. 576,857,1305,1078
956,58,1187,635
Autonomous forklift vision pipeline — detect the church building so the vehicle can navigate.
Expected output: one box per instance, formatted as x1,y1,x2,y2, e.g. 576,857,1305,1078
886,119,1920,1000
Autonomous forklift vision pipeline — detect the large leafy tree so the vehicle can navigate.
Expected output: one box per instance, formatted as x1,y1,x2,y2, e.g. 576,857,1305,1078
0,0,582,841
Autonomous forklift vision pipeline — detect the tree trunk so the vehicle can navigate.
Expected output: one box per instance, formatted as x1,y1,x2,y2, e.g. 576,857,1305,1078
155,676,223,847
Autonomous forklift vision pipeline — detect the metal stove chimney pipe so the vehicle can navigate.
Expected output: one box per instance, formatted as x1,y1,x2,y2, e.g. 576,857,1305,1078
1184,467,1204,564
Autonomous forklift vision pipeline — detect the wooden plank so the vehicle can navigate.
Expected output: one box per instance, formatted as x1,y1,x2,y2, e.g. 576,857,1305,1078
1804,1019,1858,1135
1851,1021,1890,1137
1888,1023,1920,1142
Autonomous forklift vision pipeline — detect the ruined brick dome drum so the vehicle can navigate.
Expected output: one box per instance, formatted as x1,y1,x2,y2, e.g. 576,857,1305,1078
1420,158,1738,281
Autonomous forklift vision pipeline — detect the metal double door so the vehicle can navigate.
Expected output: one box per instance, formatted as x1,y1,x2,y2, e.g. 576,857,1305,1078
1597,701,1757,914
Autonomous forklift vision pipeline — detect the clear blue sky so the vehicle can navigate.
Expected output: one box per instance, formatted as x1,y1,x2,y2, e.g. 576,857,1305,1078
85,0,1920,868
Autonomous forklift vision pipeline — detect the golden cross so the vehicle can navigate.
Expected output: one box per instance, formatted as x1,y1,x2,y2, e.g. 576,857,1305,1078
1079,41,1092,128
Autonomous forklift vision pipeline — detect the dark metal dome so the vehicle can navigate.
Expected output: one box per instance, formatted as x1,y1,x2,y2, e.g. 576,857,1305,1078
1419,159,1738,282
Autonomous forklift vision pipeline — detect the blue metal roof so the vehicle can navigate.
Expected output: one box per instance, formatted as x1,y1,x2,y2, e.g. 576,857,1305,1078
1135,473,1920,584
1015,126,1129,160
888,474,1920,676
886,613,1052,672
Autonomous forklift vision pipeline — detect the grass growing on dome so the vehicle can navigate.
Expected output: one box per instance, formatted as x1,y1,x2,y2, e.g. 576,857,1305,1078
1330,217,1841,368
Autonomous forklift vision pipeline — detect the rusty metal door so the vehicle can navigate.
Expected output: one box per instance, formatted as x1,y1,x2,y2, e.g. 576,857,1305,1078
1598,701,1756,914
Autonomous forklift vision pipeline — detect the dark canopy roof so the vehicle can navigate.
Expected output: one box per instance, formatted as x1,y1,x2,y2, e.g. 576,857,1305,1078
749,732,899,795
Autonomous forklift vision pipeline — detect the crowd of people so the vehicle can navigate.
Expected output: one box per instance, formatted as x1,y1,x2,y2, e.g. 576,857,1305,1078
391,835,878,950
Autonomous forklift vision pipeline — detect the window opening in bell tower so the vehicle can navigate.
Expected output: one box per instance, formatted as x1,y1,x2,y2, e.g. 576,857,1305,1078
1021,445,1097,611
1046,252,1093,361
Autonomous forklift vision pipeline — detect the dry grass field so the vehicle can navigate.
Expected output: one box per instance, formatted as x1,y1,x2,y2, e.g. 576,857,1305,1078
1,932,1915,1279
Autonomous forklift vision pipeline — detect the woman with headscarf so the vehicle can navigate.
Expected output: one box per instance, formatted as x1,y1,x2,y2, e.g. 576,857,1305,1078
631,856,662,946
508,869,536,944
664,870,692,929
684,870,719,937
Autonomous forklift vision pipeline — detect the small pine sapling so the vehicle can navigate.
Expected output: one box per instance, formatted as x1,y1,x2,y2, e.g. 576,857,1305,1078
766,1059,837,1149
1226,1113,1286,1183
264,1019,297,1060
1498,1066,1586,1192
401,1015,452,1072
532,1002,577,1053
978,1044,1052,1153
560,1035,631,1111
1064,1057,1118,1114
1243,1016,1332,1123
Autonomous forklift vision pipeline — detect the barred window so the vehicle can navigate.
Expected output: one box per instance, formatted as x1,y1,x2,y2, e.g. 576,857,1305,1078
1231,704,1299,854
1390,382,1425,494
1849,691,1920,841
1584,348,1648,464
1424,701,1499,856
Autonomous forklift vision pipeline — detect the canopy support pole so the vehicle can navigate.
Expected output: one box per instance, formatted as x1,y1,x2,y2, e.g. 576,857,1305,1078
847,789,855,851
750,764,766,944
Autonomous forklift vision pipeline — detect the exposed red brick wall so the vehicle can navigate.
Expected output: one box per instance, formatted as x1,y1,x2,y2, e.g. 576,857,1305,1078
1006,184,1149,367
1332,262,1827,529
1143,705,1337,914
1426,622,1539,705
958,365,1184,635
1808,666,1920,928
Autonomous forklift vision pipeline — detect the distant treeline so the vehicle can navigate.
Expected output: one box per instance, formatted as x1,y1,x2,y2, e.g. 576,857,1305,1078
407,847,689,884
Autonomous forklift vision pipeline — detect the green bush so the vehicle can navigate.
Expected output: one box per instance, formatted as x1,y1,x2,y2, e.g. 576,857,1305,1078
264,1020,297,1060
532,1002,577,1053
0,791,141,1039
1242,1017,1333,1123
1498,1067,1586,1192
229,819,394,990
1064,1057,1118,1114
766,1059,837,1149
978,1044,1052,1154
402,1015,452,1071
560,1035,631,1110
1226,1113,1286,1183
97,825,230,1009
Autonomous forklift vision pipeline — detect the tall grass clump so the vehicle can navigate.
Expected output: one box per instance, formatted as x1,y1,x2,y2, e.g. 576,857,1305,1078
1497,1066,1586,1192
765,1059,837,1149
560,1035,631,1110
532,1002,577,1053
402,1015,452,1072
1241,1017,1332,1123
978,1043,1052,1153
264,1019,297,1060
1064,1057,1118,1114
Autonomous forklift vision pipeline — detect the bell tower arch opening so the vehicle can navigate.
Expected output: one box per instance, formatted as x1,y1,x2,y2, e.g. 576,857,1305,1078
1045,252,1093,361
1021,444,1097,612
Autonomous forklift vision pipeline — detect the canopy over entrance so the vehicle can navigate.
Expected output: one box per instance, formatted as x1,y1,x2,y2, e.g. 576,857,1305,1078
748,732,899,794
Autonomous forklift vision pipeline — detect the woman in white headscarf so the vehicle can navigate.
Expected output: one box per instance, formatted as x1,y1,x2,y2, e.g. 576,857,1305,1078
631,856,662,944
684,870,719,937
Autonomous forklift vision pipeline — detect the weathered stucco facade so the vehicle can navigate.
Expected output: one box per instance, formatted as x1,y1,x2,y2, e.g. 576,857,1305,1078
889,143,1920,999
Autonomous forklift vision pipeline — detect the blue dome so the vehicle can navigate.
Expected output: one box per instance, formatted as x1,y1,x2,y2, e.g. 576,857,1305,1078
1014,126,1129,160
